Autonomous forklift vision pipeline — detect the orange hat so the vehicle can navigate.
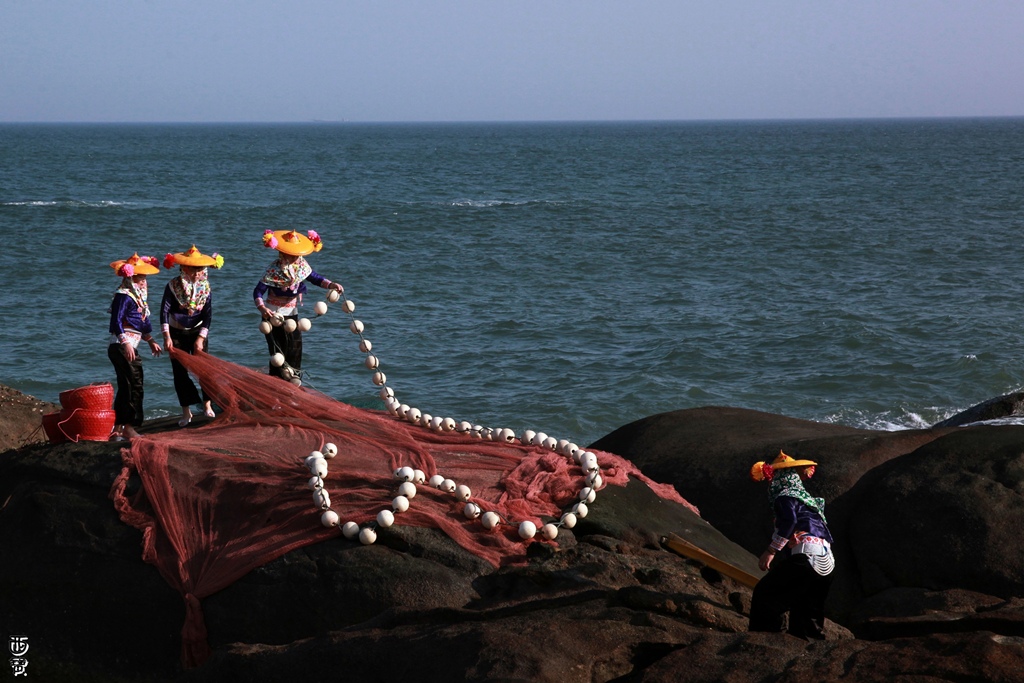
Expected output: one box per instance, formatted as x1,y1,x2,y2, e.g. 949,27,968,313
262,229,323,256
110,253,160,276
750,450,817,482
164,245,223,269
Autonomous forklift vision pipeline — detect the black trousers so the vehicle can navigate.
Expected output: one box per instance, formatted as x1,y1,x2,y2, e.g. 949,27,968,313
169,327,208,407
749,553,833,639
108,343,145,427
264,315,301,379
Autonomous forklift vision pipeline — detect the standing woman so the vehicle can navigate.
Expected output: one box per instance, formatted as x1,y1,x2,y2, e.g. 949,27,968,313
161,245,224,426
253,229,343,381
108,253,163,440
748,451,835,640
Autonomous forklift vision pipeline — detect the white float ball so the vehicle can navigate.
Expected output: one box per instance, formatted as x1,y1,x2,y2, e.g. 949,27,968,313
463,502,481,519
496,428,515,443
518,521,537,540
566,443,580,459
581,452,599,472
521,429,536,445
457,421,472,433
586,472,603,489
290,378,302,387
281,366,294,379
314,301,328,316
543,436,558,451
455,484,472,502
377,509,394,528
323,443,338,458
314,489,331,510
471,425,483,439
258,321,272,335
297,318,312,332
441,479,457,494
379,386,395,400
406,408,422,424
270,353,285,367
580,487,597,504
270,315,284,327
396,466,415,482
557,439,570,454
429,474,445,488
342,521,360,539
413,469,426,484
350,319,364,334
363,355,379,369
327,289,341,303
305,451,324,465
392,495,410,513
372,371,387,386
321,510,340,527
532,432,548,447
341,300,356,313
420,413,433,428
560,512,577,529
386,399,400,415
541,523,559,540
359,527,377,545
308,458,327,478
307,476,323,491
574,502,589,519
359,339,372,353
430,416,444,432
481,511,501,530
397,404,410,418
283,318,297,333
398,482,417,499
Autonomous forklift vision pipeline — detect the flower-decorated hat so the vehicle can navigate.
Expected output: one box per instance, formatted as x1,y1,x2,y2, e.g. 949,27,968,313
163,245,224,269
263,229,323,256
750,450,817,482
110,253,160,277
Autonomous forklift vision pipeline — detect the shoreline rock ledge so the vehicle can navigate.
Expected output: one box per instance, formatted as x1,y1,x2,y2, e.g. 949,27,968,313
2,387,1024,682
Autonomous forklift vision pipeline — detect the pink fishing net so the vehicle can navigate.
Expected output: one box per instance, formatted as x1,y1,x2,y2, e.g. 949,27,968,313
109,349,695,667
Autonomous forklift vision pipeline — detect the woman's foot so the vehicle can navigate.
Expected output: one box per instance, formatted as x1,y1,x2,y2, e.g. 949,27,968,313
178,409,193,427
202,402,215,418
123,426,141,440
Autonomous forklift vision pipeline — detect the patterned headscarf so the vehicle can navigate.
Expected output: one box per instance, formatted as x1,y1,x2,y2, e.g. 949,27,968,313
114,277,150,319
768,469,827,524
260,256,312,289
169,270,211,315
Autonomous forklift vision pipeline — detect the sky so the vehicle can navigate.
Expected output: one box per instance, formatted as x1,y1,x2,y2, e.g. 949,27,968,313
2,1,1022,123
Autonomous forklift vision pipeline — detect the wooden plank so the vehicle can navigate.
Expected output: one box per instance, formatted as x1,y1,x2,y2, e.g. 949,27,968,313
662,532,762,588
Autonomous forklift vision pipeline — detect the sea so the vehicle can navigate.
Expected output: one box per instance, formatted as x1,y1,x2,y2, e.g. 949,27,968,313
2,118,1023,446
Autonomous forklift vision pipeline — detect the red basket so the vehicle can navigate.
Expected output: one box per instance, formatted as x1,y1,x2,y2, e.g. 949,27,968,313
42,412,69,444
59,383,114,412
58,408,117,442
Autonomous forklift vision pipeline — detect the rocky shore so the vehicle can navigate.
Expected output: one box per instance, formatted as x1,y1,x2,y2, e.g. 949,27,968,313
2,386,1024,682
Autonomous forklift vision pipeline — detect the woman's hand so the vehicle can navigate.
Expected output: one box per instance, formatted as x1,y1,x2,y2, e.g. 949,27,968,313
329,282,343,293
194,336,206,353
758,549,776,572
164,334,174,352
148,339,163,358
121,342,136,363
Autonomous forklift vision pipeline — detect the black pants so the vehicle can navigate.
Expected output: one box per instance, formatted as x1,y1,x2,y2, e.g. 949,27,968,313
749,553,833,639
169,327,208,407
264,315,301,379
108,343,145,427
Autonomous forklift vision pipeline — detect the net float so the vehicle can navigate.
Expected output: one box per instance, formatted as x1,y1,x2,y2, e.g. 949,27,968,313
542,436,558,451
372,371,386,386
379,386,395,399
314,489,331,510
364,355,379,369
283,318,297,333
585,472,603,489
573,502,589,518
481,511,500,530
395,466,415,482
377,510,394,528
455,484,471,502
350,320,364,334
270,353,285,367
321,510,340,527
581,452,599,472
342,521,360,539
441,479,456,494
541,523,559,540
457,421,472,433
270,314,284,327
429,474,445,488
518,521,537,540
306,476,324,491
359,527,377,545
397,404,410,418
258,321,272,335
314,301,328,315
560,512,577,529
406,408,422,424
463,502,481,519
327,289,341,303
441,417,456,431
308,458,328,478
289,378,302,387
297,318,312,332
413,469,426,484
281,366,294,379
359,339,372,352
392,495,410,512
398,482,417,499
580,487,596,504
429,416,444,431
323,442,337,458
341,300,355,313
532,432,548,447
521,430,536,445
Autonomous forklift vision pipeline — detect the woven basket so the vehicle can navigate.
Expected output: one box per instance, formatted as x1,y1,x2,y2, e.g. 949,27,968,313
42,412,69,444
60,383,114,411
59,408,117,442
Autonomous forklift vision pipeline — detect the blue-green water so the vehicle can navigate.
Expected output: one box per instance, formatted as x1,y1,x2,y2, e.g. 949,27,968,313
2,119,1023,445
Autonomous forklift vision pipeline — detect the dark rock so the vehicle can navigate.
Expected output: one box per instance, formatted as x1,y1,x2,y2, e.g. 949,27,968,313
934,391,1024,427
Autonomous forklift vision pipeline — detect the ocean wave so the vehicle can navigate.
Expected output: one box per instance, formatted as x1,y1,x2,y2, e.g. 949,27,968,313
447,198,565,208
1,199,132,208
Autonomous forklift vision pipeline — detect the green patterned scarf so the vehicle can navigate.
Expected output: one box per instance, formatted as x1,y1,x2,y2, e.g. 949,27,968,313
768,469,826,524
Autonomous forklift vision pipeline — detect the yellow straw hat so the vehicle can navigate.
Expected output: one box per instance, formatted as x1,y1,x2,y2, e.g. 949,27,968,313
110,253,160,276
262,229,323,256
750,450,818,482
164,245,222,268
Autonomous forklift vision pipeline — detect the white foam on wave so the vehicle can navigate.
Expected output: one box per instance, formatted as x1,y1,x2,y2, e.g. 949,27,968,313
1,199,131,208
448,198,565,208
